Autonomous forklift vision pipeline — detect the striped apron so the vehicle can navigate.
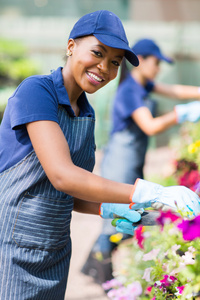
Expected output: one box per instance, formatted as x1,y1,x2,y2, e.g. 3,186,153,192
0,106,95,299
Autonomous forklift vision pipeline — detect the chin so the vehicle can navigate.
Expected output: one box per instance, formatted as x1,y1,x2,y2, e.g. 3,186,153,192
85,85,105,94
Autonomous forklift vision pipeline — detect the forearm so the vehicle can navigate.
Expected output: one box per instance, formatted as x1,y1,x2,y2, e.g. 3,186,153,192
154,83,200,100
56,165,133,204
148,111,177,135
132,107,177,136
73,198,100,215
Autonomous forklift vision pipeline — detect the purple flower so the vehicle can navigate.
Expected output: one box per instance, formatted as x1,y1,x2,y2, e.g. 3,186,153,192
177,215,200,241
156,210,180,228
159,275,177,289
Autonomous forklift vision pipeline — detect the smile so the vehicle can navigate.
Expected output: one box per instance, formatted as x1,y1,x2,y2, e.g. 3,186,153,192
86,72,104,83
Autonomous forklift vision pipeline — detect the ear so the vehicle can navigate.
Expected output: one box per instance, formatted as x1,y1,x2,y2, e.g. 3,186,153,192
66,38,75,55
137,55,144,63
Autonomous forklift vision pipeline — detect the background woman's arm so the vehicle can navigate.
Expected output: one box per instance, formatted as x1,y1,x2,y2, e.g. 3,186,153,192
153,82,200,100
131,107,177,136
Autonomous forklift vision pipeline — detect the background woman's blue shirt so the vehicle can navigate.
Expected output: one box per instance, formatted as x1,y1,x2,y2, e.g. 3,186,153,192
111,74,154,134
0,67,95,173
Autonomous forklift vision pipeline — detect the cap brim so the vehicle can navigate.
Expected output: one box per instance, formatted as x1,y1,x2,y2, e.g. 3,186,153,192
94,33,139,67
156,53,174,64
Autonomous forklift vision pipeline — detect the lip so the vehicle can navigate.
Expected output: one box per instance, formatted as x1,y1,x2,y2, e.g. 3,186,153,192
86,71,105,86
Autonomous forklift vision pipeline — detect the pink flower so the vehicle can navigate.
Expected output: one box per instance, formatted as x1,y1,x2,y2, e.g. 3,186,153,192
181,251,195,265
143,249,160,261
102,278,123,290
156,210,180,228
151,297,156,300
160,275,177,287
176,285,185,294
177,215,200,241
170,244,181,256
127,282,142,296
146,286,152,294
179,170,200,190
106,282,142,300
142,267,153,282
134,226,145,249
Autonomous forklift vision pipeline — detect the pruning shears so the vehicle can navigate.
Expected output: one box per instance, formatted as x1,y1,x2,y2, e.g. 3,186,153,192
112,210,161,227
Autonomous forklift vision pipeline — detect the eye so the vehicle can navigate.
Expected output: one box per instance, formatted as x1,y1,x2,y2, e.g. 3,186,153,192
92,50,102,57
112,60,121,67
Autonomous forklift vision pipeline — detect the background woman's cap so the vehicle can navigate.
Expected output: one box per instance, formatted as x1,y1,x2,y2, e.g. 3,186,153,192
69,10,139,67
132,38,173,64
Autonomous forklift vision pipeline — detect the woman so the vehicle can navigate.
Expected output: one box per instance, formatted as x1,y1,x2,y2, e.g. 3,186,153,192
0,13,199,298
82,38,200,284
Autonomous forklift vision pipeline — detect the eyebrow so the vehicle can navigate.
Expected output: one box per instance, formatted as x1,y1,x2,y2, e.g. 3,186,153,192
96,44,124,59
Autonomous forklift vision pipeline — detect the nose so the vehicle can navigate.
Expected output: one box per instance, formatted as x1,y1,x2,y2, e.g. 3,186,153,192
97,59,109,74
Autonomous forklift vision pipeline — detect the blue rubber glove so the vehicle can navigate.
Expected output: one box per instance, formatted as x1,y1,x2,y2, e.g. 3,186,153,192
175,101,200,123
113,219,136,236
99,203,141,223
130,179,200,216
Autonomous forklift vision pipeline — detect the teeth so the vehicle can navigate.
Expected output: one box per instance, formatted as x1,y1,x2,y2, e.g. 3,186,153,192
87,72,103,82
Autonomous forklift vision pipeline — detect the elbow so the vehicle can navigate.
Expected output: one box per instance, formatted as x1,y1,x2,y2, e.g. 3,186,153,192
146,130,154,136
143,128,156,136
48,165,76,194
51,176,66,192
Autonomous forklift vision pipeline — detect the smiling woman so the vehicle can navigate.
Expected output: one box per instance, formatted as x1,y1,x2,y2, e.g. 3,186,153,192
0,10,199,300
64,36,125,101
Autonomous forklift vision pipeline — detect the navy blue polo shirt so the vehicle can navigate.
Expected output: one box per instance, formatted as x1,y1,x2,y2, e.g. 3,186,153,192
111,74,154,134
0,67,95,173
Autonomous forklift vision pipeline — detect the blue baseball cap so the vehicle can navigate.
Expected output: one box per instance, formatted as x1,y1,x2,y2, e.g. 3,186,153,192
132,39,173,64
69,10,139,67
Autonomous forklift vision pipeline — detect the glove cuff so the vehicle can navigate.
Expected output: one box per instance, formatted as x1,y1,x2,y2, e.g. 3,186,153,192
130,179,164,208
129,178,140,208
99,203,103,218
174,106,179,124
174,104,186,124
99,203,114,219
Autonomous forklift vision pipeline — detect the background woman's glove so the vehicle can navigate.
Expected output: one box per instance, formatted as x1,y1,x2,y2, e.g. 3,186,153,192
130,179,200,216
175,101,200,123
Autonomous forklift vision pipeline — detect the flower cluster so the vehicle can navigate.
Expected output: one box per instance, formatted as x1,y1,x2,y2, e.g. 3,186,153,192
103,210,200,300
102,122,200,299
174,158,200,192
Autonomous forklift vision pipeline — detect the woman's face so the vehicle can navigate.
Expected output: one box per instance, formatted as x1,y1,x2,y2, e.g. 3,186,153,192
66,36,125,94
138,55,161,81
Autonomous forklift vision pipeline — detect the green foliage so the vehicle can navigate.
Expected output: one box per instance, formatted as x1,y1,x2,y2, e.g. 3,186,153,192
0,38,40,86
0,38,41,122
173,122,200,168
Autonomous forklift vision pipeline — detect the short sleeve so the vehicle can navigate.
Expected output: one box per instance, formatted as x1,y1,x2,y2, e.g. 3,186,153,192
8,76,59,130
115,83,145,119
145,80,155,93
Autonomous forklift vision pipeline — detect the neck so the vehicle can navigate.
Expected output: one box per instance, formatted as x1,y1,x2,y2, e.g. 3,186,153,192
131,68,147,86
61,65,82,117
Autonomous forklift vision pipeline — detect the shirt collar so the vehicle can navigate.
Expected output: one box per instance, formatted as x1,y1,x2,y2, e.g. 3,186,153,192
51,67,94,118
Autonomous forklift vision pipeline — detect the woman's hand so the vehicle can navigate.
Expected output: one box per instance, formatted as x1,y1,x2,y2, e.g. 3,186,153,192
130,179,200,217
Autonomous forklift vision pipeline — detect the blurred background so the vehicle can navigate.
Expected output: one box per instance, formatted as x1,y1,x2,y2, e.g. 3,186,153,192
1,0,200,148
0,1,200,299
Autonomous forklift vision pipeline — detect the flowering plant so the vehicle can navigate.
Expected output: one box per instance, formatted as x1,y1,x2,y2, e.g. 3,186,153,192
103,211,200,300
102,122,200,300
